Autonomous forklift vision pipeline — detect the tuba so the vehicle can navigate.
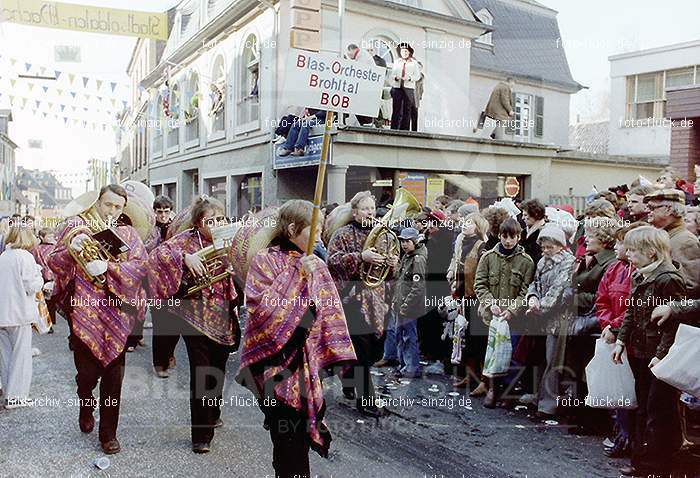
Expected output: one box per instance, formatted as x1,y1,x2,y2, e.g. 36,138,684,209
63,192,123,286
360,188,422,288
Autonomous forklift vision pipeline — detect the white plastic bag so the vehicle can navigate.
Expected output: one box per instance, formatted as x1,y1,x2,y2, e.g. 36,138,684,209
652,324,700,397
482,317,511,377
585,339,637,409
450,313,468,365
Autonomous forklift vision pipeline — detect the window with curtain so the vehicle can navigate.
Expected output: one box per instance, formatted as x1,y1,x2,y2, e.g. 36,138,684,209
210,55,226,135
625,66,699,122
185,72,200,144
152,95,163,156
238,34,260,126
167,83,180,149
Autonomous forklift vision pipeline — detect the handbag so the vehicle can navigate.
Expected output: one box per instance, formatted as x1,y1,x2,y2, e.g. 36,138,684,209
33,290,52,335
652,324,700,397
567,310,600,336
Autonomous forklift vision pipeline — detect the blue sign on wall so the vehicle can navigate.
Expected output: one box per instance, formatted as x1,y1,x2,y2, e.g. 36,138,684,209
273,135,330,169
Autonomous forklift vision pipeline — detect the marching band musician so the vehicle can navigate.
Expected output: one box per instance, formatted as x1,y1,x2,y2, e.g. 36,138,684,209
47,184,149,455
327,191,398,415
145,195,179,378
236,200,356,478
147,196,240,454
32,228,58,332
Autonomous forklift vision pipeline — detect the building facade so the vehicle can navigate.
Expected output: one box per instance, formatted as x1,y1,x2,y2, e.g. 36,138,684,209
139,0,663,215
608,40,700,158
0,110,17,216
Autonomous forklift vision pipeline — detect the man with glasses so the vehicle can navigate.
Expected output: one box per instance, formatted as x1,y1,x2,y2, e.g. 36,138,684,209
146,196,178,378
645,189,700,298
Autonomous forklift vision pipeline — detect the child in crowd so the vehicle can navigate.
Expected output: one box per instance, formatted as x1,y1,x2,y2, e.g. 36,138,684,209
524,224,576,416
612,226,686,476
392,227,427,378
474,218,534,408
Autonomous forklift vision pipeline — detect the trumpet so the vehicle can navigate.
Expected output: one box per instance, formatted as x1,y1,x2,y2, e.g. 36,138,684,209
360,188,422,288
64,208,121,285
180,245,231,298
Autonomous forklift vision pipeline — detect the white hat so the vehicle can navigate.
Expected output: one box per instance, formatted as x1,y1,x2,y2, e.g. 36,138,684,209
537,224,567,247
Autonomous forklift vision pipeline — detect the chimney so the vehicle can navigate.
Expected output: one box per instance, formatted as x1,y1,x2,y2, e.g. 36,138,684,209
0,110,12,135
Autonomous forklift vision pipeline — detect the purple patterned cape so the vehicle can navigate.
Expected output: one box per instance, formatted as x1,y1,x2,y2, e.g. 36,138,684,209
236,245,356,456
48,217,148,366
327,222,390,335
147,229,238,345
32,243,56,282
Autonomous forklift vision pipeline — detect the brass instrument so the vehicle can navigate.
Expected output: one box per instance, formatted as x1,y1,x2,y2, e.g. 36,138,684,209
360,188,422,288
64,204,121,286
180,244,231,298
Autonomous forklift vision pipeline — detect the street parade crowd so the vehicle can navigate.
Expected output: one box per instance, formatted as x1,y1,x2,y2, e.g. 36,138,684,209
0,168,699,478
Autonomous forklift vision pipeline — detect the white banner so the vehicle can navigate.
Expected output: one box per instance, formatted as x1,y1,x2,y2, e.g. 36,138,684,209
283,49,385,117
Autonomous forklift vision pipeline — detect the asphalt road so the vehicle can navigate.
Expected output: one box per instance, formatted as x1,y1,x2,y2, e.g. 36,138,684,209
0,318,653,478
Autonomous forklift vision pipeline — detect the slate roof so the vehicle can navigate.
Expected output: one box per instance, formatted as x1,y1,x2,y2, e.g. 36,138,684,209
468,0,584,92
568,121,609,155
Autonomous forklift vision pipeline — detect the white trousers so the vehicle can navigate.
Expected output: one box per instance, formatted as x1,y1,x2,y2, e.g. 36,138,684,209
0,325,33,402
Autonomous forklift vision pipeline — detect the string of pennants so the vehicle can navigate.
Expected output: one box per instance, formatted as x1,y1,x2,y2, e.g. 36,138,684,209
0,54,131,120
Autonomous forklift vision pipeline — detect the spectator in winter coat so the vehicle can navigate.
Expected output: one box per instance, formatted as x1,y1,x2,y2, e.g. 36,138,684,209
520,199,547,281
645,189,700,298
524,224,576,417
474,218,534,408
613,226,686,477
595,221,645,458
685,206,699,237
392,228,427,378
626,185,655,223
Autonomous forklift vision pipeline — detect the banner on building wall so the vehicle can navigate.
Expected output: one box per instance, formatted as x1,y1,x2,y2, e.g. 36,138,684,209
0,0,168,40
284,48,385,117
398,172,427,206
274,135,330,170
426,178,445,207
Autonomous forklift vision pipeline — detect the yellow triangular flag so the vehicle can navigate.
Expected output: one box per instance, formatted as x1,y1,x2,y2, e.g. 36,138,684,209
96,80,103,91
69,73,75,85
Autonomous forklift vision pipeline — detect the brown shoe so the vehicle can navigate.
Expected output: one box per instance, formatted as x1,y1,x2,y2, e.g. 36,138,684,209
79,407,94,433
452,377,469,388
101,439,121,455
469,382,488,397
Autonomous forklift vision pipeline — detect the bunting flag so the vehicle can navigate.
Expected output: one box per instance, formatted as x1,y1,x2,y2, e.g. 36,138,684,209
43,112,47,118
42,86,49,93
55,70,62,80
28,83,34,91
84,94,90,101
97,96,102,102
10,79,16,88
96,79,103,91
83,121,87,128
10,58,17,67
110,82,117,93
111,98,116,108
57,89,63,96
70,92,77,98
64,117,68,124
122,100,127,109
25,62,32,72
36,100,41,108
71,106,77,112
22,98,27,108
40,66,46,75
60,105,65,112
48,102,53,109
82,77,89,88
68,73,75,85
73,119,79,125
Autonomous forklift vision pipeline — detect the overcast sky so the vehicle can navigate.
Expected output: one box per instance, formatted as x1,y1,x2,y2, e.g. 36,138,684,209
1,0,698,180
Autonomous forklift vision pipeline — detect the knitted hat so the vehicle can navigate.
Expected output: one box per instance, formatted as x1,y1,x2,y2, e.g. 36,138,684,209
537,224,566,247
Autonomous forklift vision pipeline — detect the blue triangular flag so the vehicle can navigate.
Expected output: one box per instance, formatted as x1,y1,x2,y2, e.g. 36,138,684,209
70,92,76,98
42,86,49,93
36,100,41,108
25,62,31,72
60,105,65,112
110,82,117,92
83,77,89,88
55,70,61,80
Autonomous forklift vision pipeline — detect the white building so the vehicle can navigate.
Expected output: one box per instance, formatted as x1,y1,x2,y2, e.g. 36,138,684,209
608,40,700,157
138,0,661,215
0,110,17,216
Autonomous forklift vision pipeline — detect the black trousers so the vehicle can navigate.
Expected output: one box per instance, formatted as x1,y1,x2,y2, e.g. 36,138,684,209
390,87,415,130
342,333,382,403
178,317,232,445
72,339,126,443
151,307,180,370
629,356,682,472
126,318,144,348
262,404,311,478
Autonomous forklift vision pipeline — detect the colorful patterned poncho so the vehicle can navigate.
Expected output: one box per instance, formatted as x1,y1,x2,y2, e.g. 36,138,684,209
48,218,148,366
147,228,238,346
236,244,356,457
327,221,390,336
32,242,56,282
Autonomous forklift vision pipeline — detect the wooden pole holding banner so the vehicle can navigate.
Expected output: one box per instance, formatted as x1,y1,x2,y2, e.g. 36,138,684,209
305,110,336,256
